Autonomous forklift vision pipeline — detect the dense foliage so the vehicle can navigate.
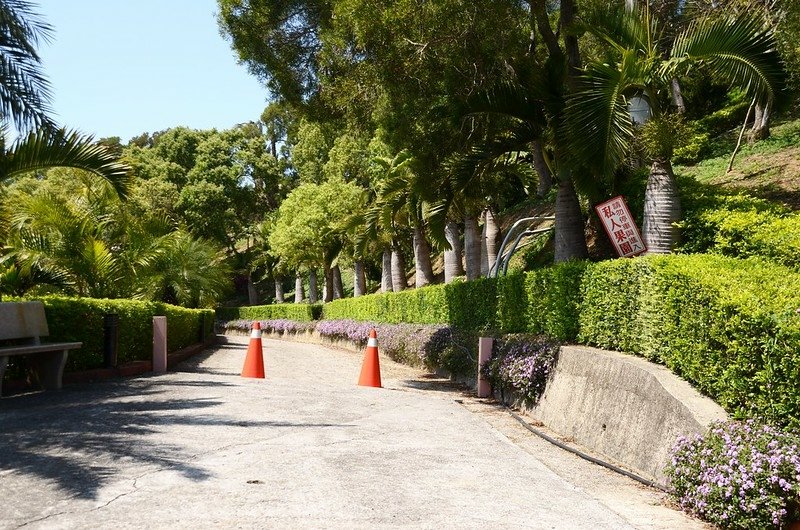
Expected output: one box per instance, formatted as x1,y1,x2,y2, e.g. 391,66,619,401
38,296,213,371
667,420,800,529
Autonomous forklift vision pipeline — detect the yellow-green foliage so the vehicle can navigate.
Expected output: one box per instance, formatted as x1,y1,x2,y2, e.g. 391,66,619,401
216,303,319,322
578,255,800,428
37,296,214,371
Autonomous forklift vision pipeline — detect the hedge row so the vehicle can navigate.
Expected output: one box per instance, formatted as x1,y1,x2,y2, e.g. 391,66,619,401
578,255,800,428
322,277,499,332
216,303,320,322
297,254,800,427
38,296,214,371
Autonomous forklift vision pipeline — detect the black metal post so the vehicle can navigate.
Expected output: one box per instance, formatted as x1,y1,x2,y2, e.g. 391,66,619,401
197,313,206,344
103,313,119,368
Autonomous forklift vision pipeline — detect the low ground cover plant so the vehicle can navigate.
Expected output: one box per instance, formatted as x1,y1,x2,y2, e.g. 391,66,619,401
481,334,560,405
667,420,800,529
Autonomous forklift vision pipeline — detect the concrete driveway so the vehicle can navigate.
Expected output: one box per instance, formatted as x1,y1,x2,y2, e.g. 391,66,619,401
0,336,708,529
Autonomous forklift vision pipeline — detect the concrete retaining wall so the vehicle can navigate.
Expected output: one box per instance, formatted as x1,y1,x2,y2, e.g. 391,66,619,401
525,346,728,485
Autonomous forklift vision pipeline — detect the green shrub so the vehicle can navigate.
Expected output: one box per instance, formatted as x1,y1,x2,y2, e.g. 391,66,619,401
323,282,482,329
216,303,317,322
445,277,497,333
525,260,588,341
578,254,800,428
496,272,527,333
36,296,213,371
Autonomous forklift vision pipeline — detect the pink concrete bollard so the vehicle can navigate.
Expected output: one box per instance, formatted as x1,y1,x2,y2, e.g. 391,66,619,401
477,337,493,398
153,316,167,373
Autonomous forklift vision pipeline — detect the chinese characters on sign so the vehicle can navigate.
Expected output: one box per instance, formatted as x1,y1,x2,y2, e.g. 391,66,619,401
595,196,646,258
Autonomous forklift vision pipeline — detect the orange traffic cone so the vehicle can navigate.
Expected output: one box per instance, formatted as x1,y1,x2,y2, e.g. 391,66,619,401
241,321,265,378
358,329,382,388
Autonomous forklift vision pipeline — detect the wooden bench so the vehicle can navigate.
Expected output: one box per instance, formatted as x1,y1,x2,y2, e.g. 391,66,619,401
0,301,83,396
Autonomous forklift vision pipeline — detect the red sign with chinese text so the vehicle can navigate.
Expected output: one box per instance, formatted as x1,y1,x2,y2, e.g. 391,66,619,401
595,196,646,258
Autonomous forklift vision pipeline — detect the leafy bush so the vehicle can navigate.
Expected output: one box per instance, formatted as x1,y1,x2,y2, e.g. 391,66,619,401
322,285,449,325
216,303,318,323
578,254,800,428
666,420,800,529
525,261,588,341
678,182,800,268
481,334,559,404
35,296,213,371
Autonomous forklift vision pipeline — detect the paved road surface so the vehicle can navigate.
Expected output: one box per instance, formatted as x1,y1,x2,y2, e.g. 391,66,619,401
0,336,709,529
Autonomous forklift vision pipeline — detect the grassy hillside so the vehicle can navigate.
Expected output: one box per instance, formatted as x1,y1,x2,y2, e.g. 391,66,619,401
676,119,800,211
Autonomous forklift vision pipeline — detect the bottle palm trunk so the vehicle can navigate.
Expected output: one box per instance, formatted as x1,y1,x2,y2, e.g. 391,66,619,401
332,265,343,299
642,158,681,254
444,220,464,283
413,226,435,288
554,179,588,263
294,273,304,303
274,276,284,303
381,248,393,293
354,260,366,297
464,214,481,280
484,209,500,276
391,246,406,292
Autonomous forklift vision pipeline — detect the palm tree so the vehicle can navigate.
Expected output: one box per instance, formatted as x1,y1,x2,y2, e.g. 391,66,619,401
0,0,55,131
1,128,130,195
368,151,436,289
566,6,782,253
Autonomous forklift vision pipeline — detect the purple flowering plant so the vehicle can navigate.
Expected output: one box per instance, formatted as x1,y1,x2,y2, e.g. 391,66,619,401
666,420,800,529
481,334,559,404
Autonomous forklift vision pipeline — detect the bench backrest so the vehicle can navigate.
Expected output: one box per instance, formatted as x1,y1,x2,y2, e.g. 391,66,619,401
0,302,49,340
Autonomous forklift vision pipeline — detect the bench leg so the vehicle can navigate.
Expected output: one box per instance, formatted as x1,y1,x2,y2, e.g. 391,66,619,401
30,350,69,391
0,356,7,396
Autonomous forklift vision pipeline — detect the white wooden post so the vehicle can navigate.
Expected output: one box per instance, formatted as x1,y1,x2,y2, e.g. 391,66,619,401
153,316,167,373
477,337,493,398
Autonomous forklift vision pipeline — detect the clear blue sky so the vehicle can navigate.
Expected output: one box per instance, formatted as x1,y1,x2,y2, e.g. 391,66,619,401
36,0,270,142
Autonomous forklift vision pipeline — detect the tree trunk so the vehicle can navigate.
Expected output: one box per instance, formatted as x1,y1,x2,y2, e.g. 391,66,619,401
413,226,436,288
554,179,588,263
332,265,343,299
322,262,334,303
294,273,304,303
642,158,681,254
247,272,259,305
391,246,407,292
308,270,318,303
671,78,686,114
749,102,771,143
444,220,464,283
354,260,366,297
531,139,553,197
381,248,393,293
274,277,284,304
464,214,481,281
480,210,489,277
484,209,500,277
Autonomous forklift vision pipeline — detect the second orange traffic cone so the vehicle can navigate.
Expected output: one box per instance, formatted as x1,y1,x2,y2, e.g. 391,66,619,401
241,321,265,378
358,329,382,388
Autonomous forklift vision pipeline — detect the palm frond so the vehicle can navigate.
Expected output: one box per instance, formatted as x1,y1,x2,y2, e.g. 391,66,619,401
0,128,131,196
578,4,657,57
0,0,55,130
564,52,643,178
668,12,782,104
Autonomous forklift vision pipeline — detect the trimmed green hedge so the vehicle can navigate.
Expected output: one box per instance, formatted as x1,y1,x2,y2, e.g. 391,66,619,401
578,255,800,428
37,296,214,371
223,254,800,427
216,303,319,322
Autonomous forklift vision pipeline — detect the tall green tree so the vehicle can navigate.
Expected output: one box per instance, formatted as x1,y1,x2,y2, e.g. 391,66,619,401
566,5,782,253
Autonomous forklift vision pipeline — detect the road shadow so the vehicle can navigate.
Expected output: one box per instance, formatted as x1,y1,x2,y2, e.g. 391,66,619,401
0,373,349,500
